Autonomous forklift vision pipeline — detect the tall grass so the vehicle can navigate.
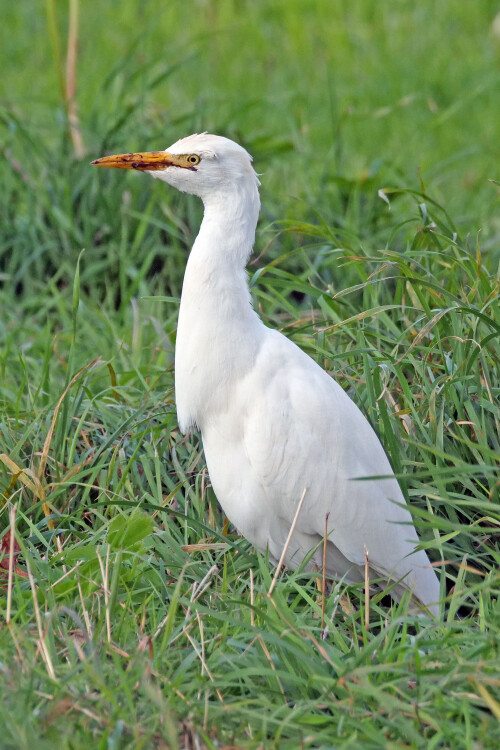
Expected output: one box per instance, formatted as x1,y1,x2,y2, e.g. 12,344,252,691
1,1,499,747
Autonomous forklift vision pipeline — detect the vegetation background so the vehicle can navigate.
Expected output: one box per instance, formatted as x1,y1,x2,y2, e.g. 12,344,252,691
1,1,499,747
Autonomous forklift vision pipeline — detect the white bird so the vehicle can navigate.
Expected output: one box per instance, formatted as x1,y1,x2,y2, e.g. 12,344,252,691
92,133,440,616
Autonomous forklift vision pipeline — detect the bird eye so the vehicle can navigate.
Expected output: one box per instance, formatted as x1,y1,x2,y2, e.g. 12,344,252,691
187,154,200,165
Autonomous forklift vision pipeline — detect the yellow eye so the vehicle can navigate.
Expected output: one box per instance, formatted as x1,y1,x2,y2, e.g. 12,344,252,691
187,154,200,165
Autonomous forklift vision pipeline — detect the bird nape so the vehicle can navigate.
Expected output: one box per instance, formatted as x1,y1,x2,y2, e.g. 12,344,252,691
92,133,440,617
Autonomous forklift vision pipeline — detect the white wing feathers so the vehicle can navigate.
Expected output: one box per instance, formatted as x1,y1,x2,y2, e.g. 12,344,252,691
202,328,440,613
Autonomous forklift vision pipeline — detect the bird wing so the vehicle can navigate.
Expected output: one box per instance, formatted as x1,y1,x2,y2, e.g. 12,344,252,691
239,330,423,578
202,327,438,607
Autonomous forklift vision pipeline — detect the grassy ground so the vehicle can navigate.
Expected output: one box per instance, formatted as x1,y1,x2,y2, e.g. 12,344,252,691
1,1,499,748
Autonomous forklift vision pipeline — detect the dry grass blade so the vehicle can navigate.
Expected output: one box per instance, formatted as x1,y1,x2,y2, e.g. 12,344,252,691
268,487,307,597
35,358,102,526
266,593,338,670
66,0,84,157
184,630,224,703
77,578,93,639
26,561,56,681
257,632,286,700
250,567,255,628
96,547,111,643
394,306,457,365
47,561,83,591
181,542,229,553
322,512,329,632
472,681,500,720
6,503,18,624
0,454,43,498
364,546,370,631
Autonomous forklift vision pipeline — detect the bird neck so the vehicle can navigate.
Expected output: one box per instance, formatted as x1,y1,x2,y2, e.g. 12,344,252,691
175,180,262,433
181,177,260,301
199,179,260,265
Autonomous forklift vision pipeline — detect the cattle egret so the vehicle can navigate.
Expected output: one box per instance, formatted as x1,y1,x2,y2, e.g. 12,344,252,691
92,134,440,616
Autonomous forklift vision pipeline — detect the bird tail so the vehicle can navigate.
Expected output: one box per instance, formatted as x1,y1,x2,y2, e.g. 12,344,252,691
387,550,441,617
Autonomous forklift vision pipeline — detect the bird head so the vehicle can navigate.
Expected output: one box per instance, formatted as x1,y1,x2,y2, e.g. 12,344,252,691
91,133,260,204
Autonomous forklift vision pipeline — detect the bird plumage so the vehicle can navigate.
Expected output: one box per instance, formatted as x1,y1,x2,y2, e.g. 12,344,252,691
92,133,440,616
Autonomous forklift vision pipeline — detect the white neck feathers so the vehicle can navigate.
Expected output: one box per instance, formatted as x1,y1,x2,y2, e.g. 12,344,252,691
174,173,263,433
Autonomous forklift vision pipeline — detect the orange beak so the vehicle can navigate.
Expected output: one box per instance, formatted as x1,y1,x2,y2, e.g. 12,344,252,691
90,151,184,171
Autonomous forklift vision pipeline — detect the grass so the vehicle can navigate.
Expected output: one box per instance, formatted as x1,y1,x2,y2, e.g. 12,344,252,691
1,1,500,747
